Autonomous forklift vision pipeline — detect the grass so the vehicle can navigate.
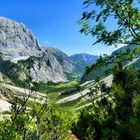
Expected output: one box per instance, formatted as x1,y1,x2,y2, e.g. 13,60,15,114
58,97,82,109
32,80,79,93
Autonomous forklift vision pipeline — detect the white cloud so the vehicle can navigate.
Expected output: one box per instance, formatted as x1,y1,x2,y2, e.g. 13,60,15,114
44,40,52,46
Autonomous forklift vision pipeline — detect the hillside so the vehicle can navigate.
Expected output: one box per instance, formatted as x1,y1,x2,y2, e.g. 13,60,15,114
81,44,140,83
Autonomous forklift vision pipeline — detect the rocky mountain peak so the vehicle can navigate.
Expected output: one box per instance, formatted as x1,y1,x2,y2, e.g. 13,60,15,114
70,53,99,66
0,17,67,83
0,17,42,62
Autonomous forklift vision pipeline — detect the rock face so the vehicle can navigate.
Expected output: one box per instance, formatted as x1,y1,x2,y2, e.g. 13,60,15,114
0,17,67,83
0,72,13,84
46,47,75,73
46,47,80,80
0,17,41,61
46,47,99,80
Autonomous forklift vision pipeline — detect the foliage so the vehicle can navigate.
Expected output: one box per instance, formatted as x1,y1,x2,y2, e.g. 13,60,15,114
0,101,74,140
0,55,27,87
79,0,140,46
82,47,139,83
0,58,76,140
32,80,79,93
72,54,140,139
72,0,140,139
59,85,80,98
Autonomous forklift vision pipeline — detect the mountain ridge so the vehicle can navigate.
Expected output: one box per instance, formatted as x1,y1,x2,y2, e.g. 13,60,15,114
46,46,99,80
0,16,99,84
0,17,67,83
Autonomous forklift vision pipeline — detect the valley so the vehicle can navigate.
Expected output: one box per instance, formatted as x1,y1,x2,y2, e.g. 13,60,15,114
0,1,140,138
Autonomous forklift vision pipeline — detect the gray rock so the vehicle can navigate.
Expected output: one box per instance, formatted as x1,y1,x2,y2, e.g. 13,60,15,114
46,47,75,73
46,47,99,80
0,17,67,83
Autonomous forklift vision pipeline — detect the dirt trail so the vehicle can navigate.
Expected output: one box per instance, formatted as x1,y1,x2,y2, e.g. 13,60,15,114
72,134,79,140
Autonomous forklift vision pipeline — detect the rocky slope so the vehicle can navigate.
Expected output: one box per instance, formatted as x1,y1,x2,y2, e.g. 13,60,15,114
0,72,13,84
69,53,98,75
46,47,75,73
46,47,99,80
0,17,67,83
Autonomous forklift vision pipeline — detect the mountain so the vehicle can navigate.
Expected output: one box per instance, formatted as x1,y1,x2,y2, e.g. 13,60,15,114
0,17,67,83
46,47,99,80
46,47,74,73
70,53,98,66
69,53,99,74
0,16,99,84
81,44,140,83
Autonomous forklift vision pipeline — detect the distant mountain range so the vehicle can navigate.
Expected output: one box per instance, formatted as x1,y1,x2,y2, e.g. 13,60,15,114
70,53,98,76
70,53,98,66
46,47,99,80
0,17,98,86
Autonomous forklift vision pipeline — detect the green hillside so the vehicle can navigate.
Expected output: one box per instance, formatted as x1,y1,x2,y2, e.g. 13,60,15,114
81,44,140,83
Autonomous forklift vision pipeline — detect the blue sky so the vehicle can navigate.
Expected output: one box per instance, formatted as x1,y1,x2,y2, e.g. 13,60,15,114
0,0,116,55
